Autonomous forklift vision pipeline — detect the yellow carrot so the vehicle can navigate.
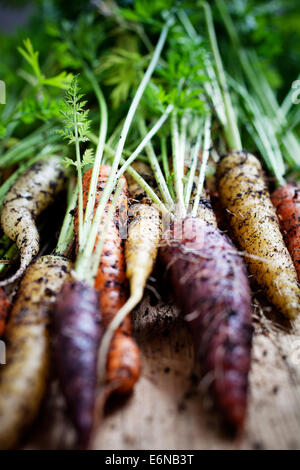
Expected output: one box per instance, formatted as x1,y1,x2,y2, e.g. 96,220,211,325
126,162,161,300
0,255,71,449
217,151,300,319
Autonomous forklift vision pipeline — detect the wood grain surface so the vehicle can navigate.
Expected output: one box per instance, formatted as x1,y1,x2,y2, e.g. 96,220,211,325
20,288,300,451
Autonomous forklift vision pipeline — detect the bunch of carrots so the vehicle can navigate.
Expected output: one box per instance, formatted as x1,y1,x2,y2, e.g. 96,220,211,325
0,0,299,449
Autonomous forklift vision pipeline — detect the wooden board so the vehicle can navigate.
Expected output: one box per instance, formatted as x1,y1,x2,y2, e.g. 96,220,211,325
21,290,300,450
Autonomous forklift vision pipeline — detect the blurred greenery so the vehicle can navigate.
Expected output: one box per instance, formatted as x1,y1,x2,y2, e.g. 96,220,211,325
213,0,300,97
1,0,299,94
0,0,299,140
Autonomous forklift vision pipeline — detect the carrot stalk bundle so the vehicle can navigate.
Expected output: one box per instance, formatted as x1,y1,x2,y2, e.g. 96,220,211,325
272,183,300,282
113,73,253,427
160,215,252,429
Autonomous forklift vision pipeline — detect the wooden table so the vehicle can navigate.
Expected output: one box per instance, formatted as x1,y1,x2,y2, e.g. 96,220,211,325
23,292,300,450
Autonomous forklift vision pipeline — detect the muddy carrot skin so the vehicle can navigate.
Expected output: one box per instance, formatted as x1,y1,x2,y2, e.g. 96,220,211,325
271,183,300,282
0,157,66,286
80,167,141,395
53,280,102,447
160,211,252,430
0,255,71,449
217,151,300,320
0,288,10,336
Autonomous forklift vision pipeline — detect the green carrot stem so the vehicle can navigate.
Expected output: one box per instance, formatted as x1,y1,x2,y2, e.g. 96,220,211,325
72,79,84,250
0,244,18,274
177,10,227,129
74,15,173,280
192,114,211,216
0,235,11,258
0,124,58,168
81,65,108,241
116,105,173,183
1,122,49,154
54,180,77,257
231,77,285,185
104,120,125,153
0,132,60,169
215,0,300,169
161,136,175,199
124,159,170,215
217,0,296,142
203,2,242,151
177,9,198,39
137,114,174,208
88,132,150,162
215,0,277,117
171,110,186,217
88,131,128,157
184,123,203,209
204,58,226,126
179,111,189,184
92,137,170,216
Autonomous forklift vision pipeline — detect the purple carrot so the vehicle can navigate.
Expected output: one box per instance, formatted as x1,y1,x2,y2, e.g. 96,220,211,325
53,280,103,447
160,216,253,430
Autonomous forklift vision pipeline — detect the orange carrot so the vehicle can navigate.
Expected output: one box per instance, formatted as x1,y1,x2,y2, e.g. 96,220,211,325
0,288,9,336
79,166,141,395
272,183,300,282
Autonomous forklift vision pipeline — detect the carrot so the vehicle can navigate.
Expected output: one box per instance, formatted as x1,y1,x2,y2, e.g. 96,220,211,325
96,160,166,384
160,203,252,430
0,255,71,449
217,152,300,319
0,177,77,449
53,280,102,448
120,104,253,429
0,288,10,336
271,183,300,282
200,4,300,319
80,166,141,395
0,156,66,286
96,162,161,392
125,162,161,302
53,176,126,447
